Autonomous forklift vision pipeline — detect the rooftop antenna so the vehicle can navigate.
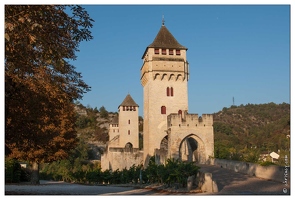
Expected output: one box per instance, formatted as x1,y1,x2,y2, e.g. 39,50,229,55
162,15,165,26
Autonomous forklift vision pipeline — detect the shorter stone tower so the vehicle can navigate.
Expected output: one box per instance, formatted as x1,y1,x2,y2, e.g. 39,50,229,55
101,94,143,171
118,94,139,149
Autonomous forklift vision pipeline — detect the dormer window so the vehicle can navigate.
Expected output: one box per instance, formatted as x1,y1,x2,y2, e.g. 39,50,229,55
155,48,159,54
162,49,166,55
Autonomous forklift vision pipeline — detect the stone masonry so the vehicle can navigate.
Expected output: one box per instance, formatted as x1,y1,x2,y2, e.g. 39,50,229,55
101,22,214,171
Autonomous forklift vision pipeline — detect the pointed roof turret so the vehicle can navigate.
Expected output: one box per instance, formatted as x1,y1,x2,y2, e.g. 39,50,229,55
148,25,187,50
142,23,187,58
119,94,139,107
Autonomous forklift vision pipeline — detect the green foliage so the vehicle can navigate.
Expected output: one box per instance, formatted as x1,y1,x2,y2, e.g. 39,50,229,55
213,122,233,135
76,114,92,129
242,148,260,163
214,142,231,159
145,157,199,187
5,158,22,183
99,106,108,119
75,104,110,146
39,156,199,188
214,103,290,166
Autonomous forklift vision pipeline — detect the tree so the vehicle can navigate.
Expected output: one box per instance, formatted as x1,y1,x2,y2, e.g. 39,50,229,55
99,106,108,118
5,5,94,184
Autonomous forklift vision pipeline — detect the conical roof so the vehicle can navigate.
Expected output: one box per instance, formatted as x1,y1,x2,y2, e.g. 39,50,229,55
119,94,139,107
142,24,187,58
148,25,187,49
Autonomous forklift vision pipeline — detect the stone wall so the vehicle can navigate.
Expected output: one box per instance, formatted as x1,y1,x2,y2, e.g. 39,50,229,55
208,158,290,183
101,149,143,171
167,113,214,164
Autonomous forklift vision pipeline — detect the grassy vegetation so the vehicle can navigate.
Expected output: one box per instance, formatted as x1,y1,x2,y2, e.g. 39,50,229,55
213,102,290,165
37,156,199,188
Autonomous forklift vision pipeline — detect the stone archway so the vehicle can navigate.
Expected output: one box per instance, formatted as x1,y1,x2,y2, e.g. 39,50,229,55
178,134,205,163
124,142,133,152
160,135,168,151
154,136,168,164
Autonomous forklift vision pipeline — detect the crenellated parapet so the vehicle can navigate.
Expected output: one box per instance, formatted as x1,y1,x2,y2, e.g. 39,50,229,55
167,111,213,129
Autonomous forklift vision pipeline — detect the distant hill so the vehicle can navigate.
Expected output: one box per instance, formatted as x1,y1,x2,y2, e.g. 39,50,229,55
213,102,290,164
74,102,290,165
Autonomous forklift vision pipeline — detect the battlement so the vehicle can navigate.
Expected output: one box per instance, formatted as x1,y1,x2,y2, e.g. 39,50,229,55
109,147,141,153
167,111,213,128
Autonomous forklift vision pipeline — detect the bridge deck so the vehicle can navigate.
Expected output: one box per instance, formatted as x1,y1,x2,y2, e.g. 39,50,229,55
197,164,290,195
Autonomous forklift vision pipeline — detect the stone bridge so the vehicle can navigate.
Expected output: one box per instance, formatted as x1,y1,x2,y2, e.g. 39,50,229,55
196,163,290,195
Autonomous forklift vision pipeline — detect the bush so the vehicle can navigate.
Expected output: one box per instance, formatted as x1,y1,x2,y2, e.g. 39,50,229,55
144,157,199,187
5,158,21,183
39,156,199,188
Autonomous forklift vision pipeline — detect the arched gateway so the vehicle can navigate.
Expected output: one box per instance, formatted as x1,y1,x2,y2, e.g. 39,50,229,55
179,134,203,163
166,112,214,164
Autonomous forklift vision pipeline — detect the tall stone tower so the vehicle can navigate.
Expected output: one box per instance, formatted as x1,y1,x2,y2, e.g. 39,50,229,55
140,22,189,163
118,94,139,149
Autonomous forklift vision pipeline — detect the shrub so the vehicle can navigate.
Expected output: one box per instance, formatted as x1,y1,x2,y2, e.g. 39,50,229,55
5,158,21,183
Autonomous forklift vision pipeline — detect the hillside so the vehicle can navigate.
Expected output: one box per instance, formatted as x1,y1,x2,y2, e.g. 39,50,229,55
213,102,290,164
74,102,290,165
74,103,143,159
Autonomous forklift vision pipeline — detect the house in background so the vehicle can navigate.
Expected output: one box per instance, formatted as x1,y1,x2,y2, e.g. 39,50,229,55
259,151,280,163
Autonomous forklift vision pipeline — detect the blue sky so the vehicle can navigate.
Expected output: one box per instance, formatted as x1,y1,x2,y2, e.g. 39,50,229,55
70,5,290,116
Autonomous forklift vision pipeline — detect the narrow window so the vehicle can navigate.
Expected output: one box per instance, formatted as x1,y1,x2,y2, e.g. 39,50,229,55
133,106,136,111
169,49,173,55
178,110,182,115
162,49,166,55
166,87,170,96
128,130,130,135
123,106,125,111
161,106,166,114
170,87,174,96
128,120,130,124
155,48,159,54
176,49,181,55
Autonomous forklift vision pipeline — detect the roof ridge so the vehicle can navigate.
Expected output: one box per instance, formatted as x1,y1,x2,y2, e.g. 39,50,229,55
148,25,187,49
119,94,139,107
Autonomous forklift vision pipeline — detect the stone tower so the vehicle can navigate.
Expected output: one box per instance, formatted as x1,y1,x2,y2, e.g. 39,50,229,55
140,22,189,164
118,94,139,149
101,94,142,171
